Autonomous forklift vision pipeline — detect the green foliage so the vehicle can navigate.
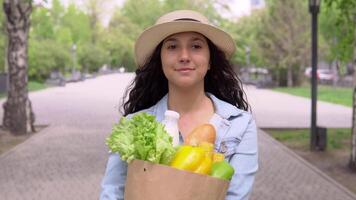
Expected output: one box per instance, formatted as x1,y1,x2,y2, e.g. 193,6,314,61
28,39,71,81
55,27,73,46
51,0,65,27
28,1,96,81
102,28,136,71
256,0,309,86
226,10,266,67
322,0,356,69
227,0,310,86
162,0,221,22
28,81,48,91
61,4,92,44
0,0,6,73
16,0,338,83
78,43,109,73
121,0,164,29
31,6,54,40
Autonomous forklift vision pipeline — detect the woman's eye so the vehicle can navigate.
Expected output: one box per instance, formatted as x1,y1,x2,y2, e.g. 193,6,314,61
192,44,202,49
167,44,176,49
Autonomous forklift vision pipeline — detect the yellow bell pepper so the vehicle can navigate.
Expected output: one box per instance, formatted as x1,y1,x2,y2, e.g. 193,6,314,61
198,142,214,152
194,153,213,174
170,145,205,172
212,152,225,163
194,142,214,174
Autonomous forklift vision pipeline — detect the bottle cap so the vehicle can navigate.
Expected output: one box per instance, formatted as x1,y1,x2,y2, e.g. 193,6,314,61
164,110,180,119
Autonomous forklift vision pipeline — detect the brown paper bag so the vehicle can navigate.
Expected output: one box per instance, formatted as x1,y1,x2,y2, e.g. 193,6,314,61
124,159,230,200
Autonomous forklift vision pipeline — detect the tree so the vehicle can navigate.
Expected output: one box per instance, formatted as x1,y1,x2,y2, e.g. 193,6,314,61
0,0,6,73
121,0,164,29
223,10,266,68
31,5,54,40
28,1,74,81
50,0,64,28
83,0,110,44
61,3,92,45
255,0,310,86
28,39,71,81
3,0,35,135
319,2,353,75
78,43,109,73
324,0,356,171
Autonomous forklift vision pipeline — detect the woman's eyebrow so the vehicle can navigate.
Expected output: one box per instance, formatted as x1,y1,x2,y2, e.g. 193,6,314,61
191,37,207,43
164,38,177,43
163,37,206,43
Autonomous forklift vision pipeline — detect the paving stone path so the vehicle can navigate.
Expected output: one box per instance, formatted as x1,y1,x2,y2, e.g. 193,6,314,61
0,73,354,200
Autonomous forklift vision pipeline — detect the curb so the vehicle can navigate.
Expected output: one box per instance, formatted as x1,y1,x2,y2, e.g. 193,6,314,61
0,124,51,160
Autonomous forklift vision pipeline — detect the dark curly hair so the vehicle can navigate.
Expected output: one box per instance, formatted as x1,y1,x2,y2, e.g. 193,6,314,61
121,39,249,116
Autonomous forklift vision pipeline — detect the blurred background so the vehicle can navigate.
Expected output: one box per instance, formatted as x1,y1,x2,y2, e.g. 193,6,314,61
1,0,356,199
0,0,353,90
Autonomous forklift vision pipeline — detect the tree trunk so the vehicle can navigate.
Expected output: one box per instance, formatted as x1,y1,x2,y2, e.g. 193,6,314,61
351,86,356,171
2,0,34,135
287,65,293,87
350,14,356,171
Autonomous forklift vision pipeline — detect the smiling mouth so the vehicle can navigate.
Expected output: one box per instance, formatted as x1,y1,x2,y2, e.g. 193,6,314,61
175,68,195,72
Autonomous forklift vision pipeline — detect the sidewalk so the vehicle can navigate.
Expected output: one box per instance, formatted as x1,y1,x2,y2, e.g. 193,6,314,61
245,85,352,128
0,73,355,200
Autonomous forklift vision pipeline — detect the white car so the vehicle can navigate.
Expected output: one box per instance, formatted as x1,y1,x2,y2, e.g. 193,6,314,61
304,67,335,82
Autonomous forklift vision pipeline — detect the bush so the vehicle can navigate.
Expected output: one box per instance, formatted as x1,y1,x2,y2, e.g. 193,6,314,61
28,39,71,81
78,44,109,73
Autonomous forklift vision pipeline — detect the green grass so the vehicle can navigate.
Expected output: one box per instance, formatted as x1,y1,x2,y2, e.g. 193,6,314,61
273,85,352,107
0,81,48,99
266,128,351,150
28,81,48,91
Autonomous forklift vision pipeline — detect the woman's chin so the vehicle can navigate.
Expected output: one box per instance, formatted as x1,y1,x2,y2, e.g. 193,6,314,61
172,80,203,89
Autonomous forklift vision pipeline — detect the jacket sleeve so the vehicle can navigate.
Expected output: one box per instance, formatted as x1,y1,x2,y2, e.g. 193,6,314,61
100,153,128,200
225,117,258,200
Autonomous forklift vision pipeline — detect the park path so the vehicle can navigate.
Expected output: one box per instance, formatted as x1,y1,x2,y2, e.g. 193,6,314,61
0,73,354,200
245,85,352,129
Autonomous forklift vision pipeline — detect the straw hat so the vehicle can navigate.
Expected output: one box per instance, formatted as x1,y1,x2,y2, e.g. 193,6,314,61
134,10,236,67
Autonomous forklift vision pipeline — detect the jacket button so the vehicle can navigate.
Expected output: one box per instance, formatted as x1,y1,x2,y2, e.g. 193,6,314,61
220,142,227,153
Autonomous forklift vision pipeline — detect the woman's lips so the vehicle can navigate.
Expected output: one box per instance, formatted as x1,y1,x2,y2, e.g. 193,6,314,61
175,68,195,72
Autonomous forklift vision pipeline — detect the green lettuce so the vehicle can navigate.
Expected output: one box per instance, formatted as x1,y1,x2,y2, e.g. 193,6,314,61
106,112,176,165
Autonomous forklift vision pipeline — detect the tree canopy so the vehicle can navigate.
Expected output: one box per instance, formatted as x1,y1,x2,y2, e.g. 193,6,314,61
0,0,353,87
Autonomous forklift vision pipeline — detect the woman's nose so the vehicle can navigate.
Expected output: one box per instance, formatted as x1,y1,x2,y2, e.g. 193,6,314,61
179,48,190,64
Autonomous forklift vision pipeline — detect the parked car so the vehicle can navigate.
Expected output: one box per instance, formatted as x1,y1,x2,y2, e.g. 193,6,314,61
304,67,335,83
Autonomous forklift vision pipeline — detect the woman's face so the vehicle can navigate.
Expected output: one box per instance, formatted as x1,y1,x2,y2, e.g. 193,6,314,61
160,32,210,89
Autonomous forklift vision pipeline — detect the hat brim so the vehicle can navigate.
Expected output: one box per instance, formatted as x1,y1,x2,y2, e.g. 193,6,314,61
135,21,236,67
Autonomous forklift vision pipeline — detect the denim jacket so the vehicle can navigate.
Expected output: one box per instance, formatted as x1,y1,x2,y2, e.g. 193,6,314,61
100,93,258,200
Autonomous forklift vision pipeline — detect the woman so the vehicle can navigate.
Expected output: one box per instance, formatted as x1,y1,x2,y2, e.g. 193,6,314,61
100,10,258,200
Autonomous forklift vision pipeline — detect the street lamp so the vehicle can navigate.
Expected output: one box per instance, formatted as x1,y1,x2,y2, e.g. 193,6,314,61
71,44,77,74
245,46,250,67
309,0,323,150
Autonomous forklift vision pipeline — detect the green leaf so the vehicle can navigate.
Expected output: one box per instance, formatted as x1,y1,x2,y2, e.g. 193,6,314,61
106,112,175,165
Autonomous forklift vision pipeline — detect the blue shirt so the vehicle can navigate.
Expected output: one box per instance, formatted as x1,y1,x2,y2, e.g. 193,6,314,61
100,93,258,200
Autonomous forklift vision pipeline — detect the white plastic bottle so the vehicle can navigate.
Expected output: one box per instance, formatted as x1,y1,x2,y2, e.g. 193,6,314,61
162,110,180,147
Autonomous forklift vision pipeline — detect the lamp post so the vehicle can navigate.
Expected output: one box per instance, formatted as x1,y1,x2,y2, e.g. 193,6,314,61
71,44,77,74
309,0,321,150
245,46,251,67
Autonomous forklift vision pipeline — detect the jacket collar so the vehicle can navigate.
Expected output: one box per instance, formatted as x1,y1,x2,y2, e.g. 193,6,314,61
153,93,243,121
153,94,168,122
206,93,244,119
